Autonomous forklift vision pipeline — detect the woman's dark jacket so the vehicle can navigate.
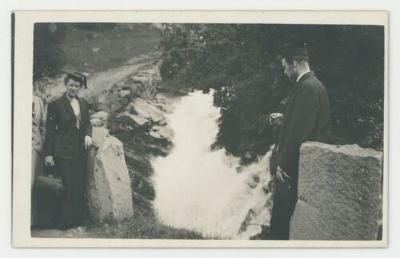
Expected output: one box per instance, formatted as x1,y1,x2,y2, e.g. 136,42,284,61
44,93,92,159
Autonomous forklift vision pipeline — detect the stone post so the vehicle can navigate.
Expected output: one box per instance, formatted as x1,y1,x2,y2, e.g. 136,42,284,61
290,142,383,240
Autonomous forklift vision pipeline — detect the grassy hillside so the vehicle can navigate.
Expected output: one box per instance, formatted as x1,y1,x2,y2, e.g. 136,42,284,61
34,23,161,79
61,24,161,73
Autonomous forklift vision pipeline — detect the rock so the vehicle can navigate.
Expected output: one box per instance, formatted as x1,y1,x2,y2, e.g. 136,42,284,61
119,89,132,98
131,98,164,123
87,127,134,222
90,118,103,127
91,111,109,121
235,153,273,239
118,111,149,126
91,127,110,146
126,83,139,96
90,111,109,127
149,125,173,140
290,142,383,240
91,86,131,113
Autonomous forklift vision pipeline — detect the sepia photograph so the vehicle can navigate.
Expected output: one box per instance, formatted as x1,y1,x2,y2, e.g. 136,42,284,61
12,11,388,247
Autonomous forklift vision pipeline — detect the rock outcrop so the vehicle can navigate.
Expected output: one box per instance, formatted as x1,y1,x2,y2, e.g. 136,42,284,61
290,142,383,240
108,94,174,213
237,153,274,239
87,59,174,215
86,125,134,222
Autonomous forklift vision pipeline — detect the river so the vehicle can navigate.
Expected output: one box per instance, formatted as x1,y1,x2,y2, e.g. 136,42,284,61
152,90,273,239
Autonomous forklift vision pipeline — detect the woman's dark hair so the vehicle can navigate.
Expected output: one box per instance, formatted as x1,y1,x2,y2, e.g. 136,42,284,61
63,72,87,88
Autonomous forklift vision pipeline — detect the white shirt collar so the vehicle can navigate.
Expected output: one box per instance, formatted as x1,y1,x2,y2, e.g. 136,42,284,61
296,70,311,83
70,98,80,116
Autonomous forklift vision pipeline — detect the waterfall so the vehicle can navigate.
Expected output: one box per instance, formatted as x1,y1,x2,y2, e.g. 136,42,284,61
152,90,272,239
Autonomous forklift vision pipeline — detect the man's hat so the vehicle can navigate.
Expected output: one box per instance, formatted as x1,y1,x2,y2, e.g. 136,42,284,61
282,42,309,61
63,70,88,89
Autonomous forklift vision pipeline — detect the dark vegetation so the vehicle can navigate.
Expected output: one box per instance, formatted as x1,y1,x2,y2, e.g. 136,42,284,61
160,24,384,159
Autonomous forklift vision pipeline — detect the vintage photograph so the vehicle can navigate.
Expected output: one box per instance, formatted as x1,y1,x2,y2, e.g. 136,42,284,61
13,11,388,247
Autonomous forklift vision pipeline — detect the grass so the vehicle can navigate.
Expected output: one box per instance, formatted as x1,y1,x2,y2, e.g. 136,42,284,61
85,209,203,239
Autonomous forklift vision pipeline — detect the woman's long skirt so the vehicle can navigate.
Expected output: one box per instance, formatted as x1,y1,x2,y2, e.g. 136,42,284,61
56,129,87,228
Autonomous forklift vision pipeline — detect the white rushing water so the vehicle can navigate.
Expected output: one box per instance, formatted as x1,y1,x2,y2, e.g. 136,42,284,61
152,90,272,239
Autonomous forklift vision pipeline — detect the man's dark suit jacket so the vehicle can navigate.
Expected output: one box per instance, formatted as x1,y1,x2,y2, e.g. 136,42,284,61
44,93,92,159
274,71,330,185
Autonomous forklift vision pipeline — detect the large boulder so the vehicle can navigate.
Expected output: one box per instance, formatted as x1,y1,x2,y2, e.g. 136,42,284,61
87,127,134,222
290,142,383,240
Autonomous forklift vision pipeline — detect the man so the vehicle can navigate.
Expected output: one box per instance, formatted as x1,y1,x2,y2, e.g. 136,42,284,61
268,43,330,239
44,71,92,229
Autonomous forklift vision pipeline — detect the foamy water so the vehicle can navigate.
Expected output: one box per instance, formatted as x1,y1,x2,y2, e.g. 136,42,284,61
152,91,272,239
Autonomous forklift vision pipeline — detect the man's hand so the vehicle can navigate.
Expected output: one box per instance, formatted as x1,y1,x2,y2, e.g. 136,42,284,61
44,155,55,167
276,166,289,182
276,166,285,182
276,166,292,190
269,113,283,126
84,135,92,149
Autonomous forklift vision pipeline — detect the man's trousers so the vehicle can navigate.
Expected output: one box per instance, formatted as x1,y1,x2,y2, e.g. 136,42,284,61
269,178,298,240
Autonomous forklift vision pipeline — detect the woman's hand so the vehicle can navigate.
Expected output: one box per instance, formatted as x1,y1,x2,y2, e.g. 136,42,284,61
84,135,93,149
44,155,55,166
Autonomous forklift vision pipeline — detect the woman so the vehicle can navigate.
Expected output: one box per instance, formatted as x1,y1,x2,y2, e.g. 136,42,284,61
32,93,46,186
32,92,46,226
44,72,92,229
